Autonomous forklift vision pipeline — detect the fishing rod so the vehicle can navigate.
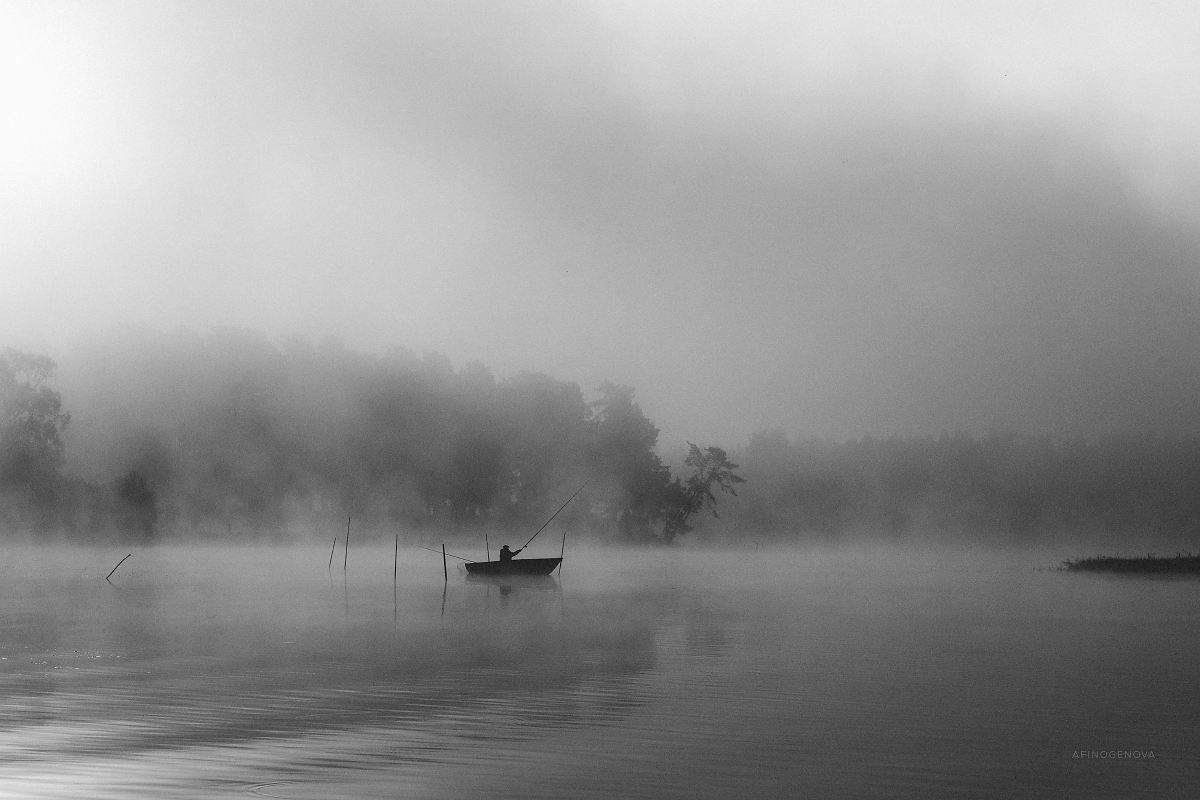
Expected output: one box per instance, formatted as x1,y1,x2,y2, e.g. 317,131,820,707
521,481,589,550
413,543,474,562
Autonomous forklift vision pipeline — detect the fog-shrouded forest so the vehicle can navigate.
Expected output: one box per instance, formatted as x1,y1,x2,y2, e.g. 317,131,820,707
0,330,743,544
725,430,1200,546
3,328,1200,548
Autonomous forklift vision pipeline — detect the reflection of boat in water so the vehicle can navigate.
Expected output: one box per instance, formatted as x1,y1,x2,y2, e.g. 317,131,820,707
463,572,561,592
464,557,562,577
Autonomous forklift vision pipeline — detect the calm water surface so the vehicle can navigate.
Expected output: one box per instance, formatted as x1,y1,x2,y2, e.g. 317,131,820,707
1,543,1197,798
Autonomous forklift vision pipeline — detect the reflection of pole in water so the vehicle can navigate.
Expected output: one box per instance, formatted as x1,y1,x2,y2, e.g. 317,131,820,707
556,564,566,621
328,537,337,570
343,516,350,572
441,582,447,618
343,571,349,616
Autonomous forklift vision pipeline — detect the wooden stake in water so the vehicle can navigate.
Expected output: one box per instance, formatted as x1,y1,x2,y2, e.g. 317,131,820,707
442,543,448,582
344,516,350,572
106,553,132,582
485,532,490,561
394,533,399,582
328,537,337,570
559,528,568,573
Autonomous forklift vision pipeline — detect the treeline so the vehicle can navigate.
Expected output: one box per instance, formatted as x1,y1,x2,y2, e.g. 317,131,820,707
1,331,740,542
720,429,1200,542
9,329,1200,546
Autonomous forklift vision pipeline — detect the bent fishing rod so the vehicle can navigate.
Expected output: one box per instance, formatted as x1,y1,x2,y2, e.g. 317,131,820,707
408,481,588,562
521,481,589,550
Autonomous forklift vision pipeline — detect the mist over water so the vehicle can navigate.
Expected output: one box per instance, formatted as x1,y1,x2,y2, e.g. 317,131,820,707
6,3,1200,796
2,542,1197,798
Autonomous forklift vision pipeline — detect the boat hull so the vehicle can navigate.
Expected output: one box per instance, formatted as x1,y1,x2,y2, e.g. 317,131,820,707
464,558,562,576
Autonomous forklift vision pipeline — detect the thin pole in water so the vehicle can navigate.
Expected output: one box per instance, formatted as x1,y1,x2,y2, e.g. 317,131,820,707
394,533,398,582
106,553,132,582
485,532,490,561
559,528,568,573
344,516,350,572
442,543,448,582
328,537,337,570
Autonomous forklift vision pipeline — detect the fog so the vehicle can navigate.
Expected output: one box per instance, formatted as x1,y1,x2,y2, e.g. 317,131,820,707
0,328,1194,548
10,9,1200,796
5,543,1199,796
4,4,1200,550
4,1,1200,451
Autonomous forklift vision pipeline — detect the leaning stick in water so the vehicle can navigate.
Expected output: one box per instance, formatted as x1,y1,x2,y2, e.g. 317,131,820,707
344,516,350,572
394,533,399,582
106,553,132,582
559,528,568,573
328,537,337,570
442,543,448,582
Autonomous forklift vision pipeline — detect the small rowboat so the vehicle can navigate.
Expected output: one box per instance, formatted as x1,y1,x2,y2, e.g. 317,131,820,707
464,557,562,576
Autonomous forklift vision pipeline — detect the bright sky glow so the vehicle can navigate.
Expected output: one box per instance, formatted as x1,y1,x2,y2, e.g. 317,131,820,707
4,1,1200,448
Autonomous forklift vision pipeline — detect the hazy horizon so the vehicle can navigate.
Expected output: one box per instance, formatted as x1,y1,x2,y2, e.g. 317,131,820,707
6,1,1200,451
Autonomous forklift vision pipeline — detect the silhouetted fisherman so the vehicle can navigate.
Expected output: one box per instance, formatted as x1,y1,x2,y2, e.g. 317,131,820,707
499,545,522,562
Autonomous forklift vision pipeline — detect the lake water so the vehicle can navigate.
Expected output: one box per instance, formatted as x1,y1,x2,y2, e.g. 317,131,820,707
1,543,1197,798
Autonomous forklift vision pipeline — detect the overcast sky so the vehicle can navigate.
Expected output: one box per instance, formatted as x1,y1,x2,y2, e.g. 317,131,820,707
4,1,1200,448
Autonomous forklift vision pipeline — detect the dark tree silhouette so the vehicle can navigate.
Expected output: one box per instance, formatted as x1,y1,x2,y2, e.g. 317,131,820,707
0,349,71,507
116,468,157,537
664,443,746,540
588,382,678,540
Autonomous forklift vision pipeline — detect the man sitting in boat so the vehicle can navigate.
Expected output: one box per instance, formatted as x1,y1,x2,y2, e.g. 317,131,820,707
499,545,522,562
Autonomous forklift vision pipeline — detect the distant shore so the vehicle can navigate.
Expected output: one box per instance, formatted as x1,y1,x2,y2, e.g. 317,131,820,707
1061,553,1200,574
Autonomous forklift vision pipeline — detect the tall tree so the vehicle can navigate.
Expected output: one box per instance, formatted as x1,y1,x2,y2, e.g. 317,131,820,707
0,349,71,507
588,382,677,540
670,443,746,537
